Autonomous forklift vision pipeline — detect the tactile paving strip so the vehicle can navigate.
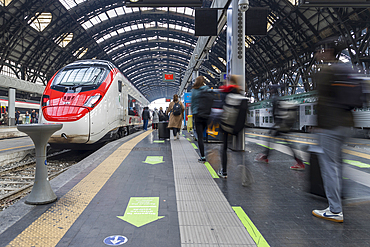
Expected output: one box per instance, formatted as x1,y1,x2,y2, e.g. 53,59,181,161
171,136,256,246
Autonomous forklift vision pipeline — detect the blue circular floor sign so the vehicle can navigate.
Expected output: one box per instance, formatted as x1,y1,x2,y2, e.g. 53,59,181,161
103,235,128,246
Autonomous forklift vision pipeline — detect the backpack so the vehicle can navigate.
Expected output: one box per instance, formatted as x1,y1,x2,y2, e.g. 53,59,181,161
172,102,181,116
197,89,215,119
332,77,369,110
275,100,298,132
221,93,248,135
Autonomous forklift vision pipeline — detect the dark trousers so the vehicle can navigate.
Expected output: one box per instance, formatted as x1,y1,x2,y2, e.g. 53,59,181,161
172,128,179,137
221,128,229,174
153,123,158,129
194,115,208,158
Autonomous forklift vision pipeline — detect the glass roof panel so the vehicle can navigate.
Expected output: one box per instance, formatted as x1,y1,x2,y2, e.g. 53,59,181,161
90,16,101,25
29,13,52,32
107,9,117,18
98,13,108,22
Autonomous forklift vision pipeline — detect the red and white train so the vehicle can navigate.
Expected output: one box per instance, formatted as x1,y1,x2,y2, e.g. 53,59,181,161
40,60,149,149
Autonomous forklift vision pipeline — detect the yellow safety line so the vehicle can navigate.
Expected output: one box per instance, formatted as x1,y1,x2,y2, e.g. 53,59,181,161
0,144,33,152
247,132,370,161
246,132,316,145
6,130,153,247
343,149,370,160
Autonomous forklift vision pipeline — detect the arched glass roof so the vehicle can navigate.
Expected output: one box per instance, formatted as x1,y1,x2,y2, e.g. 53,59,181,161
2,0,370,103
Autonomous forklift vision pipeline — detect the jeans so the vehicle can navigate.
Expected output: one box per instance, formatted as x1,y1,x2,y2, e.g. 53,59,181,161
318,126,350,213
143,119,148,130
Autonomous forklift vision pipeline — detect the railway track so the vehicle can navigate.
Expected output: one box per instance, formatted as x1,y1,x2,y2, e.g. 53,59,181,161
0,149,93,211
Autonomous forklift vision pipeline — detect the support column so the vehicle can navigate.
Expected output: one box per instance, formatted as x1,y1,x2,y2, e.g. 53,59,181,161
8,88,16,126
227,0,246,151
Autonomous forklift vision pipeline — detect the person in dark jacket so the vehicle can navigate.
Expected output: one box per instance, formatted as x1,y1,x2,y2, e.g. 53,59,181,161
311,43,354,223
31,110,36,123
142,107,150,131
15,111,20,125
191,76,210,162
217,75,242,178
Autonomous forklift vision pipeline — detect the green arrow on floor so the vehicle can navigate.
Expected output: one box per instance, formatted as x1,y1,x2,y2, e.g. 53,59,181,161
153,140,165,143
117,197,164,227
143,156,164,165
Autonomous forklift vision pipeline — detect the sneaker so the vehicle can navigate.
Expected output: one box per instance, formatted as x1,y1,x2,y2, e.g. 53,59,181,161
217,170,227,179
312,207,343,223
198,157,206,163
255,153,268,163
290,161,305,170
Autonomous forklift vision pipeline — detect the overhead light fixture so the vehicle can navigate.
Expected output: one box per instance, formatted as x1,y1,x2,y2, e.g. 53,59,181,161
130,0,139,2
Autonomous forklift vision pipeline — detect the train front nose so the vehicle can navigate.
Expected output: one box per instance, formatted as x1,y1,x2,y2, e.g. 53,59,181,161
41,106,90,144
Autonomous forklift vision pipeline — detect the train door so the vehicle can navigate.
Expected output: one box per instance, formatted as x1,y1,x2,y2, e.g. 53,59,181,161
255,110,260,127
118,80,124,122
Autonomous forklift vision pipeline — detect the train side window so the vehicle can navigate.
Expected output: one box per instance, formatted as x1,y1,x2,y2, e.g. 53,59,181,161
118,80,122,93
251,111,254,117
305,106,311,115
269,116,273,123
313,105,317,115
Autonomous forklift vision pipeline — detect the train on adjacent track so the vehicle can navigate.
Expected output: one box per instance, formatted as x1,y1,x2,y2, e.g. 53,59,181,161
0,97,40,125
40,59,150,149
246,91,370,137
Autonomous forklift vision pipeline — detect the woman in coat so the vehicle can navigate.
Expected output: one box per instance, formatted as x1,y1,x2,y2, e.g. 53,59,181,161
166,94,184,139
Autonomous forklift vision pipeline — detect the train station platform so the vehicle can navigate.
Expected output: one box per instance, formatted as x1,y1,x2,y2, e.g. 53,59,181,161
1,129,370,246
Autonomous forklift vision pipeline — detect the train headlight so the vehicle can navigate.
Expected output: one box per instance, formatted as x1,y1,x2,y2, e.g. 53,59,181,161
84,94,102,108
42,95,50,107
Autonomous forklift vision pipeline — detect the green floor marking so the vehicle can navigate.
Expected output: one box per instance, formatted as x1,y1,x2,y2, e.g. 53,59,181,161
204,162,219,178
276,141,288,144
143,156,164,165
304,162,310,165
187,138,191,141
153,140,165,143
257,143,273,149
232,206,270,247
191,143,198,149
117,197,164,227
343,159,370,168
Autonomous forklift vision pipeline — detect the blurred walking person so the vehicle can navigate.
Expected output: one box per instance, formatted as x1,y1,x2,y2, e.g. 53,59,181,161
218,75,243,178
255,86,305,170
312,40,355,223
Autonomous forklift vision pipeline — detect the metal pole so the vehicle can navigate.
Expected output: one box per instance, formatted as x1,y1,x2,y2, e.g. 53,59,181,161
230,0,246,151
8,88,16,126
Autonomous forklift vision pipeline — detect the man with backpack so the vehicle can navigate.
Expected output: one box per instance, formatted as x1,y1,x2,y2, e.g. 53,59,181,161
311,40,356,223
255,86,305,170
191,76,211,162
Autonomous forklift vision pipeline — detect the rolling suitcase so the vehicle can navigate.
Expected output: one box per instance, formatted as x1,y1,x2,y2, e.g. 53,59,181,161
308,152,326,198
158,121,170,139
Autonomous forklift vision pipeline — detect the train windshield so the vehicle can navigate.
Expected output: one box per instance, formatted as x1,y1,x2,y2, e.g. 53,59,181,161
51,65,109,92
